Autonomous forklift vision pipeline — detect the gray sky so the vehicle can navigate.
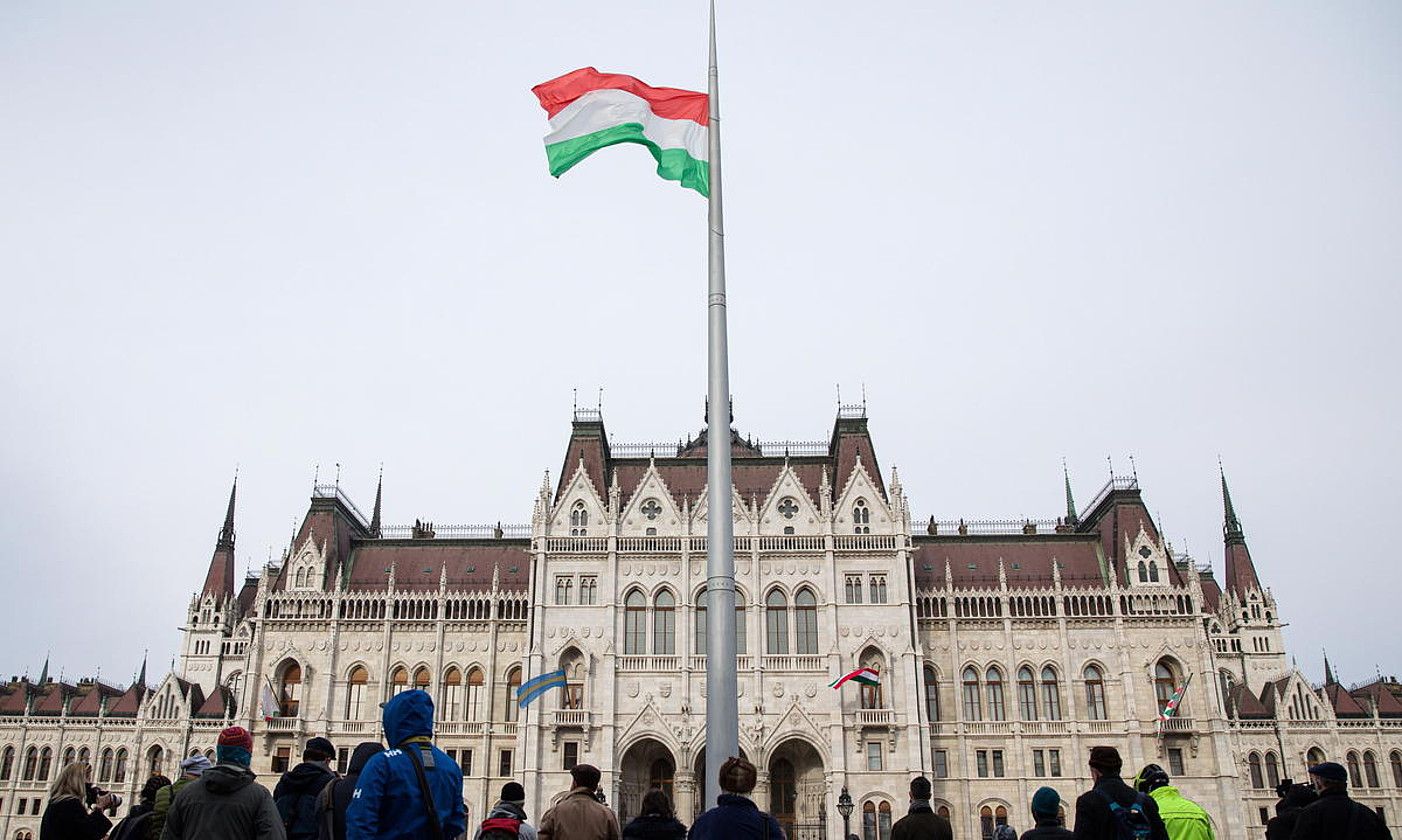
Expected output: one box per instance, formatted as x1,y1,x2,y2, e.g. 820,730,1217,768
2,1,1399,688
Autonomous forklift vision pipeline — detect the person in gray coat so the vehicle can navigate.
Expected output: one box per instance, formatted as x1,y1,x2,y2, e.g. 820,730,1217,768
162,726,286,840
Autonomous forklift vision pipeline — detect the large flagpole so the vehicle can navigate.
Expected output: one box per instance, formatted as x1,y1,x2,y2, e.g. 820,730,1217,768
703,0,740,815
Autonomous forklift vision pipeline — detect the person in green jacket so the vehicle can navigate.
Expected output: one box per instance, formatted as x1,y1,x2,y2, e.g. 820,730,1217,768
1133,764,1215,840
148,755,212,840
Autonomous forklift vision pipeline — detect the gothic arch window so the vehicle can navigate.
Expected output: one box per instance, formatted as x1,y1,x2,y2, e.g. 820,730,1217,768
765,590,789,655
99,747,114,783
852,499,871,534
78,747,90,767
1363,751,1380,788
226,670,244,703
924,665,941,722
735,591,748,655
1137,561,1147,583
1041,666,1062,721
466,668,485,721
1219,670,1235,716
860,649,886,710
1083,664,1107,721
0,746,12,781
1390,751,1402,787
1347,752,1363,787
624,590,647,654
654,590,676,655
1018,667,1038,721
1265,752,1280,789
145,745,161,777
694,586,746,655
440,668,462,721
389,666,408,698
346,666,369,719
1148,562,1160,583
861,799,893,840
1154,659,1180,714
61,747,75,769
504,667,522,723
560,648,585,710
794,588,818,655
22,746,36,781
1248,753,1264,789
962,667,982,721
412,666,431,693
279,661,303,717
570,502,588,536
114,747,128,784
986,666,1006,721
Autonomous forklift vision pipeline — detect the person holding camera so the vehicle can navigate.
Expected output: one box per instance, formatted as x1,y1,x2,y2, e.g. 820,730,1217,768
41,762,119,840
1264,779,1316,840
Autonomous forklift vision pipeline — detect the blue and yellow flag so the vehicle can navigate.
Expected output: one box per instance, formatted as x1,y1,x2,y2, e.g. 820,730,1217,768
517,669,567,708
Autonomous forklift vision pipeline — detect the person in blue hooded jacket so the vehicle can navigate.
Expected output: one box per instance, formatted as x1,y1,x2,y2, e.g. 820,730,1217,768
346,691,465,840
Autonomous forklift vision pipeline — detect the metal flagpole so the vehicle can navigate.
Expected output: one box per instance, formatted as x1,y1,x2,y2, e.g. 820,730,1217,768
703,0,740,816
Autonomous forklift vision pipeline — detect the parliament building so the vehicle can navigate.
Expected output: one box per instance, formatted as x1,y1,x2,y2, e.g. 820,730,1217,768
3,407,1401,840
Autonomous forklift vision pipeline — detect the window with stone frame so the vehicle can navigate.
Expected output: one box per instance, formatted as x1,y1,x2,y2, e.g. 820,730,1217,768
1083,664,1107,720
866,741,883,771
852,499,871,534
653,590,676,655
1041,666,1062,720
465,668,485,721
924,666,941,722
844,574,863,604
1018,667,1038,721
1168,748,1185,777
794,588,819,654
579,576,597,605
569,502,588,536
555,576,572,605
624,590,647,654
766,590,789,654
440,668,462,721
504,668,522,722
563,742,579,771
985,667,1006,721
963,668,982,721
869,574,888,604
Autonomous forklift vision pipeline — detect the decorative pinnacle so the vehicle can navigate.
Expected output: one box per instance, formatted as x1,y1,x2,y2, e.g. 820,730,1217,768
369,465,384,537
218,473,238,549
1220,461,1245,545
1323,648,1336,686
1062,459,1078,525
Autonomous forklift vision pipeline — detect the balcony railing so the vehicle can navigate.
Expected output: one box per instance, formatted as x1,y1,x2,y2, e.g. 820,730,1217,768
330,720,380,736
1158,717,1195,734
552,709,591,727
436,721,488,736
545,537,609,553
855,709,895,726
762,655,825,672
1021,721,1071,735
616,655,681,673
689,655,754,671
1082,720,1116,734
963,721,1013,735
833,534,899,551
757,535,826,552
265,717,301,732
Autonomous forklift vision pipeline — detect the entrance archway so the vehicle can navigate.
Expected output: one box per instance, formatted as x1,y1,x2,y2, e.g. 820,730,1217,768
768,739,826,840
619,738,677,822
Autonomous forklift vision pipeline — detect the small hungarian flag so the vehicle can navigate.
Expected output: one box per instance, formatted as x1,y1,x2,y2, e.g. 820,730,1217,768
830,668,881,690
1160,685,1185,720
532,67,710,197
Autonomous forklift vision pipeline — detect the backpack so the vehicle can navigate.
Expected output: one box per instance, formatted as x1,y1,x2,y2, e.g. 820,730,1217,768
1099,790,1153,840
110,811,153,840
277,789,328,840
479,816,524,840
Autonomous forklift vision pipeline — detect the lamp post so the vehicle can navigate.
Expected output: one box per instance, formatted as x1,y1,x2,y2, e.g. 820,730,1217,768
837,787,854,840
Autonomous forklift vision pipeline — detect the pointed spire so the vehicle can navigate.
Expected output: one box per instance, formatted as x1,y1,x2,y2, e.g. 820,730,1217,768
1323,649,1336,686
37,655,49,686
1219,462,1263,598
218,472,238,550
369,466,383,537
1062,460,1078,526
137,651,147,688
201,475,239,601
1220,463,1244,545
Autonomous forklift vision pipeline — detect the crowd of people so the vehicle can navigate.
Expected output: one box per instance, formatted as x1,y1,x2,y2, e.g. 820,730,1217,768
33,702,1394,840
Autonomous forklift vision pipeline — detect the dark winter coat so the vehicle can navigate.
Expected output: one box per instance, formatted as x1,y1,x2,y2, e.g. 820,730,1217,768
275,761,336,840
473,801,540,840
345,691,465,840
1288,787,1392,840
623,814,688,840
1071,775,1169,840
160,763,287,840
1265,785,1317,840
318,743,382,840
688,794,784,840
891,802,954,840
149,777,195,840
40,795,114,840
1021,815,1074,840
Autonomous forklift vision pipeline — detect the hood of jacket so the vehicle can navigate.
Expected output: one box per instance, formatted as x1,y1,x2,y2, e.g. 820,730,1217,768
280,761,335,795
203,763,257,794
382,690,435,745
489,801,529,821
347,742,383,776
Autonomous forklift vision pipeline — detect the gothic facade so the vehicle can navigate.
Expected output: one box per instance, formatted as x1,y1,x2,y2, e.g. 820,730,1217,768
3,408,1401,840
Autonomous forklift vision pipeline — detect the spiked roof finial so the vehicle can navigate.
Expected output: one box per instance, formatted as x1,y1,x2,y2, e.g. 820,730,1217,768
1323,648,1336,686
369,465,384,537
1220,461,1245,545
219,472,238,549
137,650,148,688
1063,459,1078,525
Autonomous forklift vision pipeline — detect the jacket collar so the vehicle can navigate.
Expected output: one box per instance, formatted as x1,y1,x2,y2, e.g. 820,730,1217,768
717,793,758,809
908,801,933,814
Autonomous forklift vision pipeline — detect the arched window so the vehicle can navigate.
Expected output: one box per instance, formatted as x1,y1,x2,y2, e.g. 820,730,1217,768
1041,666,1062,721
1265,752,1280,789
1347,752,1362,787
860,652,885,710
695,589,707,655
1364,751,1380,788
1248,753,1264,789
1219,670,1235,716
570,502,588,536
654,590,676,655
412,667,431,693
1137,561,1147,583
986,666,1006,721
1148,563,1160,583
466,668,485,721
114,748,128,784
99,747,114,783
766,590,789,655
1154,660,1178,714
878,801,893,840
852,499,871,534
1390,751,1402,788
145,745,161,777
924,666,940,722
440,668,462,720
962,667,982,721
980,806,994,840
22,747,36,781
936,805,951,821
505,668,522,722
794,589,818,655
561,649,585,710
862,801,876,840
37,746,52,780
279,662,303,717
390,666,408,698
78,747,90,767
736,591,748,655
62,747,75,768
862,800,893,840
624,590,647,654
346,666,369,719
0,746,12,781
1084,665,1107,721
226,670,244,702
1017,667,1038,721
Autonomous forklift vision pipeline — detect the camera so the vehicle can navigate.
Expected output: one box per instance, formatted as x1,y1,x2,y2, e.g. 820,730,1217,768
85,784,122,815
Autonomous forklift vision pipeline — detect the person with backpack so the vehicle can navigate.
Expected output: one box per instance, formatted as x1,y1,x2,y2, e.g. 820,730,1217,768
1071,746,1167,840
275,737,338,840
161,725,286,840
539,765,620,840
995,827,1019,840
622,788,686,840
1289,761,1392,839
345,690,465,840
473,782,540,840
1021,786,1072,839
890,776,952,840
315,742,381,840
687,757,784,840
149,755,210,840
1132,765,1213,840
109,774,170,840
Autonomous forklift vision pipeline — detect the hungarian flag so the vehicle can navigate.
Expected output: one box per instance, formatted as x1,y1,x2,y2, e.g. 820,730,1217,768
532,67,710,197
1159,685,1185,721
830,667,881,690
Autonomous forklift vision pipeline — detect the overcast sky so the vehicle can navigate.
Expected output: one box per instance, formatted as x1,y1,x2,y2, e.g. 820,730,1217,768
2,1,1399,688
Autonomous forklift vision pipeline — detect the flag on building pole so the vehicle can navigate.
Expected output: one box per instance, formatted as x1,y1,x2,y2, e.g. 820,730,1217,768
1156,672,1192,736
260,679,279,722
829,668,881,690
516,670,567,708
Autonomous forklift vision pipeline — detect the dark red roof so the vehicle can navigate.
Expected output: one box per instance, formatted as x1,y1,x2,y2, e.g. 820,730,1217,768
1351,682,1402,718
1229,683,1272,719
69,682,123,716
106,682,149,717
912,536,1106,588
0,681,30,714
31,683,73,716
1325,683,1370,718
1198,571,1222,613
612,460,828,512
1224,541,1263,597
345,542,530,591
196,685,236,718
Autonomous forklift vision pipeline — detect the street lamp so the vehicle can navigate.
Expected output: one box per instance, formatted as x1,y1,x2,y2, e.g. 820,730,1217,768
836,787,854,840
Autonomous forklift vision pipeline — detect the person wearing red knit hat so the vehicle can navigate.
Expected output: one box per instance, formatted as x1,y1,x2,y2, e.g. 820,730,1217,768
162,726,285,840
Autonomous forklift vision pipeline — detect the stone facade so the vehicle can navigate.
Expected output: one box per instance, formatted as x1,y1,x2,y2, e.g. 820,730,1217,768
2,408,1400,840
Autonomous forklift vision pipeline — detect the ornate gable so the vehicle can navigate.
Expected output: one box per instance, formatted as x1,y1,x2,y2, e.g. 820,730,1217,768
620,462,684,536
832,456,890,534
758,464,824,536
550,458,608,536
